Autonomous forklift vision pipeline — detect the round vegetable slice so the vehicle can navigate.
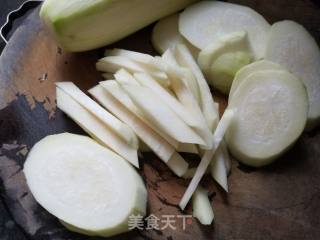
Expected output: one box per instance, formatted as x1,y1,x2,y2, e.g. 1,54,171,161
229,60,284,99
226,70,308,167
198,31,253,94
24,133,147,237
179,1,270,59
152,14,199,57
265,20,320,129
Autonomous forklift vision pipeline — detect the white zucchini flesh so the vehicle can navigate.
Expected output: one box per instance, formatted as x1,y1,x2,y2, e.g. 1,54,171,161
114,68,140,86
106,49,167,78
210,145,228,192
198,133,231,190
100,80,179,149
165,68,214,149
56,88,139,168
121,84,206,146
161,48,201,106
89,85,175,162
197,31,253,94
179,109,234,210
107,49,165,74
166,152,189,177
179,1,270,59
105,48,155,67
134,73,199,127
133,72,203,130
24,133,147,237
159,49,214,149
172,44,231,184
198,31,251,71
265,20,320,129
56,82,138,149
175,44,219,131
229,60,284,99
192,186,214,225
89,85,188,176
152,14,199,58
226,70,308,167
96,56,170,86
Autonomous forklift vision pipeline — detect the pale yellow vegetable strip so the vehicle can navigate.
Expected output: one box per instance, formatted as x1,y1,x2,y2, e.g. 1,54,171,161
179,109,234,210
160,49,213,148
88,85,174,163
174,44,230,189
166,152,189,177
192,186,214,225
210,145,228,192
162,49,201,104
105,49,157,69
97,56,170,86
56,82,138,149
90,85,188,177
122,84,206,145
114,68,140,86
175,44,219,130
56,88,139,168
133,72,202,128
100,80,179,148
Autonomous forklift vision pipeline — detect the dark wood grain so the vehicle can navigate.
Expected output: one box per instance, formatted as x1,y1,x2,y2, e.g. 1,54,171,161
0,1,319,240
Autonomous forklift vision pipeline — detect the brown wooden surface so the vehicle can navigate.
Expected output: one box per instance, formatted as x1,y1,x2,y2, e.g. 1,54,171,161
0,1,320,240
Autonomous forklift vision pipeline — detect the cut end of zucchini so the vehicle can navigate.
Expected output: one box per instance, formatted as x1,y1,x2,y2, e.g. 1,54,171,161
265,20,320,129
24,133,147,237
226,70,308,167
41,0,198,51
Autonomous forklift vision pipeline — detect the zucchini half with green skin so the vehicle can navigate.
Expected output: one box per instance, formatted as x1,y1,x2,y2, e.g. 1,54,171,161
226,70,308,167
40,0,198,52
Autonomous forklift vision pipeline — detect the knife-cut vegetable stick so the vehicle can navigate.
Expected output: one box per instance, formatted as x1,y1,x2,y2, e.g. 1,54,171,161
56,88,139,167
179,109,234,210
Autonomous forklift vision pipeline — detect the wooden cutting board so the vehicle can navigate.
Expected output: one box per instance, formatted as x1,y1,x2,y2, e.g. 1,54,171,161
0,1,320,239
